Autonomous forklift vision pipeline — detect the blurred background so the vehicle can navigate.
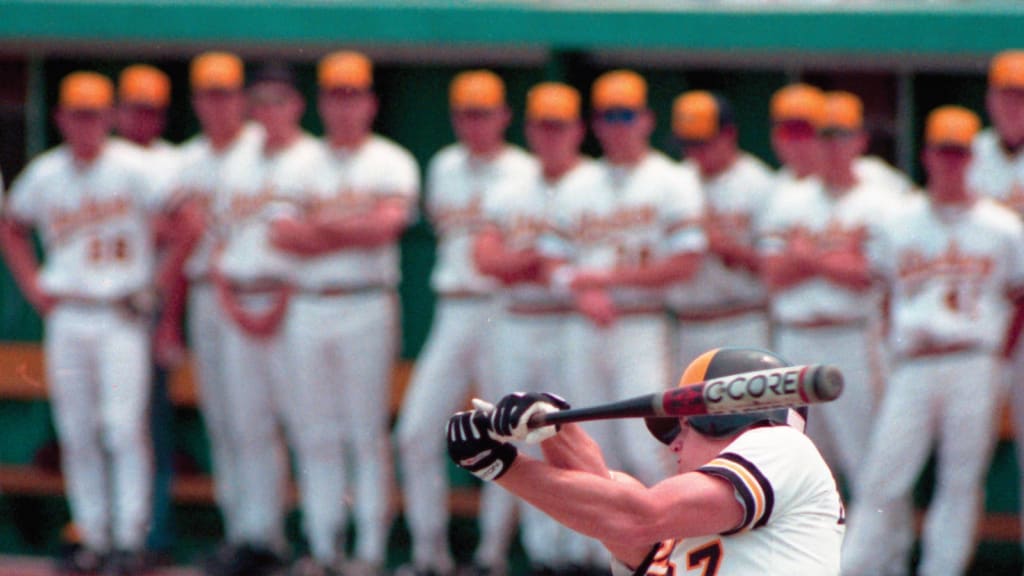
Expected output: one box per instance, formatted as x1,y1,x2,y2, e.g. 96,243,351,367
1,1,1023,574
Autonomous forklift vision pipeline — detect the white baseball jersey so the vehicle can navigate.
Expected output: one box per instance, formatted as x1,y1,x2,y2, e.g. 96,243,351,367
7,139,163,300
968,127,1024,213
426,143,536,295
481,159,602,310
872,194,1024,357
175,123,264,281
668,153,773,313
215,133,324,284
542,151,706,310
612,426,844,576
759,178,895,325
855,155,913,197
297,135,420,291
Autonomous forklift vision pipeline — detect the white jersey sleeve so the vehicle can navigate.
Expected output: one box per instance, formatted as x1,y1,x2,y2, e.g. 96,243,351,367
631,426,844,576
662,161,706,256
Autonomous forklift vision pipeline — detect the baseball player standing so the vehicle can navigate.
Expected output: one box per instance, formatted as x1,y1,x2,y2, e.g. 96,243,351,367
843,106,1024,576
473,82,605,576
271,51,421,576
543,70,705,489
966,50,1024,559
208,62,322,576
446,347,845,575
395,70,535,576
666,91,774,370
760,88,893,502
0,71,167,576
114,62,181,562
163,51,264,568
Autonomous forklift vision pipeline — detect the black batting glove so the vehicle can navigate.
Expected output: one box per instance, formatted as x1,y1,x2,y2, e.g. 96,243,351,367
492,392,571,443
447,409,518,481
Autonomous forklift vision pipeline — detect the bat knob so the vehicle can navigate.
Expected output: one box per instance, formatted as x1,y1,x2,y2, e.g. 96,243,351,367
811,365,844,402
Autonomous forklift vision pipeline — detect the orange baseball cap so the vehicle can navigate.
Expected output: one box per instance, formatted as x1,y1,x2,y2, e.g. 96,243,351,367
990,50,1024,91
925,106,980,148
319,51,373,91
771,83,827,128
526,82,580,122
450,70,505,110
823,91,863,132
672,91,733,142
592,70,647,110
190,51,244,91
59,71,114,110
118,65,170,108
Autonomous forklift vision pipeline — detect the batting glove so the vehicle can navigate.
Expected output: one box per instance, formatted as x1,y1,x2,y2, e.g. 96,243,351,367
447,410,518,481
492,392,571,444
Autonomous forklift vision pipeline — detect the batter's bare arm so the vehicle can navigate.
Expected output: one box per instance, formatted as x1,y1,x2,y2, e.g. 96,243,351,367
498,455,742,566
0,218,56,314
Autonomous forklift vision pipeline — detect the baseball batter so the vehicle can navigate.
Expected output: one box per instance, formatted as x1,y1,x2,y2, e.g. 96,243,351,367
1,72,165,575
542,70,706,488
760,88,894,501
447,347,845,576
843,106,1024,576
209,62,322,575
167,52,263,555
274,51,420,576
667,91,774,370
473,82,604,574
395,70,535,576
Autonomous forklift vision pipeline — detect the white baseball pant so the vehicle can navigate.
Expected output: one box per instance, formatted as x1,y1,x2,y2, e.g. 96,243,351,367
46,303,153,552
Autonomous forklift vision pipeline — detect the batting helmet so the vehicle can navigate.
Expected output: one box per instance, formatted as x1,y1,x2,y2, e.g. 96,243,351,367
646,347,799,443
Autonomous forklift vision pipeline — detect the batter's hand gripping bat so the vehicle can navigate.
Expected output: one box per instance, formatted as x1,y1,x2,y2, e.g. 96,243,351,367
527,364,843,429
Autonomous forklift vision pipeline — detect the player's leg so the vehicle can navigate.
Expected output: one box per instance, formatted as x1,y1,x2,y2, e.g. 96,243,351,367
472,314,533,575
1007,344,1024,557
841,359,938,576
45,307,111,555
187,283,241,541
98,312,153,555
610,315,672,485
918,353,1001,576
220,312,289,555
395,300,481,575
280,295,348,569
339,293,397,573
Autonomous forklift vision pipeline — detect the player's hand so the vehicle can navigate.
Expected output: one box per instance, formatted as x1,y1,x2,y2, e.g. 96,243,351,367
492,392,571,444
28,281,57,316
575,288,617,327
269,217,321,257
447,409,518,481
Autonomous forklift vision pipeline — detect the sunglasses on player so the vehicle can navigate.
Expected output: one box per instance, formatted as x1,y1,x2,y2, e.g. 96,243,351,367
596,107,641,124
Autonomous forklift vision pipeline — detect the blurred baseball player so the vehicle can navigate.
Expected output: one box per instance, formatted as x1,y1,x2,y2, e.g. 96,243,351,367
208,61,323,576
843,106,1024,576
447,347,845,575
0,71,168,575
473,82,604,576
543,70,705,489
760,88,893,501
115,62,182,561
269,51,420,576
164,51,264,569
967,50,1024,558
666,91,774,369
395,70,535,576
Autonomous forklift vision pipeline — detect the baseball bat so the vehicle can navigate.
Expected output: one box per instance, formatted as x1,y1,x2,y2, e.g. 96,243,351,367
527,364,843,429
